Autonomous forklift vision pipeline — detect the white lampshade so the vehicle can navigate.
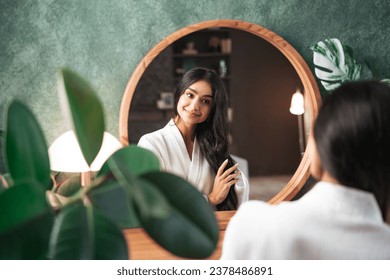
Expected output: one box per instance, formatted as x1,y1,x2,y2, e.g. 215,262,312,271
48,130,122,172
289,90,305,115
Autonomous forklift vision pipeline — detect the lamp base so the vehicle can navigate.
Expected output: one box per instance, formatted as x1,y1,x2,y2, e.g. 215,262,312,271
81,171,92,187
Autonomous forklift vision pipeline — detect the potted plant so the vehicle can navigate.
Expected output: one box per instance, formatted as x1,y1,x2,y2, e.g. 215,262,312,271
0,68,218,260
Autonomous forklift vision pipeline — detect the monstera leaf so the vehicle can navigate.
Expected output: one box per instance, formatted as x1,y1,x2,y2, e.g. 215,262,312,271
311,38,372,92
381,79,390,86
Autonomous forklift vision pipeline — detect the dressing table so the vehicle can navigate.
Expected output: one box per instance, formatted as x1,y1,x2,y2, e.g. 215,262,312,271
123,210,235,259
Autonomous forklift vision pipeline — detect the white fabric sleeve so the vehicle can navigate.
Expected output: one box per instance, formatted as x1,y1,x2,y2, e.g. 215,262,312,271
235,167,250,207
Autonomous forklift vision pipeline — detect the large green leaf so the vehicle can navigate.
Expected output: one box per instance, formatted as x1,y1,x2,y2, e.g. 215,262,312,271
139,171,219,259
48,203,128,259
0,181,50,232
104,149,170,220
98,145,160,177
57,68,105,166
311,38,371,91
5,100,51,189
87,179,140,228
0,181,54,259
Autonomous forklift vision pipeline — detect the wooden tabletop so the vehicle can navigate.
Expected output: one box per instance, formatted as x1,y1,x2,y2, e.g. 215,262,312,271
123,210,236,260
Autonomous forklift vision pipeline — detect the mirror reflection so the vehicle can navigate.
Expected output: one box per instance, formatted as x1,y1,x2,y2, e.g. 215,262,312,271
137,67,249,210
127,28,303,201
119,20,321,204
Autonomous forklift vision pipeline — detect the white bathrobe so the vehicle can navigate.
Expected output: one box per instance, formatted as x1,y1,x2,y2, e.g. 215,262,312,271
138,119,249,206
221,181,390,259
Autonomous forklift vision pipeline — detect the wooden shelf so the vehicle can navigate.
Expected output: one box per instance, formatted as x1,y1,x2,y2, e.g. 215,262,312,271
173,53,230,58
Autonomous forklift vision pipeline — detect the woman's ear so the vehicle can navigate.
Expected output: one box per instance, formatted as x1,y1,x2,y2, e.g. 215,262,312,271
308,133,323,180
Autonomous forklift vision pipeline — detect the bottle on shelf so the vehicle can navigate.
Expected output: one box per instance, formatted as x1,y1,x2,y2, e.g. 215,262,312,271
219,59,227,78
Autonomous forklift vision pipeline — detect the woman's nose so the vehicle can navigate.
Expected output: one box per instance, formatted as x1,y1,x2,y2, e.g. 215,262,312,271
189,99,200,110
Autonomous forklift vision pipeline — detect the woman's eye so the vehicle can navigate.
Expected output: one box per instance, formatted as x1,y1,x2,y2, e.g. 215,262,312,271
186,93,193,98
202,99,210,104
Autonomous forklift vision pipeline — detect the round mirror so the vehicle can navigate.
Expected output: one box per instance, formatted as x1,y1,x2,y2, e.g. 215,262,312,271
119,19,321,204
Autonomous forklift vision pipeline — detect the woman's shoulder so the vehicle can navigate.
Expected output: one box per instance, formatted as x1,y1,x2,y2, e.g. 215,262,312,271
138,129,164,149
232,199,308,226
138,121,177,148
139,123,173,141
139,128,163,141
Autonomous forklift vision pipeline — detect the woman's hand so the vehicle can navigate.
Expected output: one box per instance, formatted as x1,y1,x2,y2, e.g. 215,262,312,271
207,159,240,206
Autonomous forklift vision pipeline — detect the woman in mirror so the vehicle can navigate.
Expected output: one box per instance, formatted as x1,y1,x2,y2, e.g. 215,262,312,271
138,67,249,210
221,80,390,259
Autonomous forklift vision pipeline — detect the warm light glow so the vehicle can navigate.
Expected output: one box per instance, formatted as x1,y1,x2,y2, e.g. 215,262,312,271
48,130,122,172
289,90,305,115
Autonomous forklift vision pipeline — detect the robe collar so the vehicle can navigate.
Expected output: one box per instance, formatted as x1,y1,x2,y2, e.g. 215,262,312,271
165,119,208,189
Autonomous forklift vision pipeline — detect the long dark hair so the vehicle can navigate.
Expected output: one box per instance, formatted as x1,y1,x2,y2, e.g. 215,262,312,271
173,67,238,210
313,80,390,220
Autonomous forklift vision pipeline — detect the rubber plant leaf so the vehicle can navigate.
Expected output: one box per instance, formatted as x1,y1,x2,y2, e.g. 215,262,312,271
0,181,54,259
311,38,363,91
87,178,140,228
98,145,160,177
48,203,128,260
5,100,51,189
139,171,219,259
106,154,171,220
57,68,105,166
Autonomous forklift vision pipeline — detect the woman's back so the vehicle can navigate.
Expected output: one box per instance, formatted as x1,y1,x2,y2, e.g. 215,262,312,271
222,182,390,259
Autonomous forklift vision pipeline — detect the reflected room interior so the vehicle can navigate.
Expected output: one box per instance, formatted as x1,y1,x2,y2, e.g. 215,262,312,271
126,27,309,201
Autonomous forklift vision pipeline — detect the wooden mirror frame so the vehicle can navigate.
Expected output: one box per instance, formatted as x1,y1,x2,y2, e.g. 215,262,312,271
119,19,321,204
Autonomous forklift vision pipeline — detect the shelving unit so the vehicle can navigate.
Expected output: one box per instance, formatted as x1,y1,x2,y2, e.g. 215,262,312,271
171,28,233,105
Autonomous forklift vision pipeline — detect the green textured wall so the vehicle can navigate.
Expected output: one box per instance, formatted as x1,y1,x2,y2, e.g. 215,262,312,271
1,0,390,145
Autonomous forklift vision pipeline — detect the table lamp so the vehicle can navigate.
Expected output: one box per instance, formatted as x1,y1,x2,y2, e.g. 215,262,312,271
289,90,305,115
48,130,122,187
289,90,305,156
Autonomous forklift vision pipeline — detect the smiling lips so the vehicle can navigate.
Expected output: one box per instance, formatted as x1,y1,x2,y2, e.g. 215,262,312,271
185,109,201,117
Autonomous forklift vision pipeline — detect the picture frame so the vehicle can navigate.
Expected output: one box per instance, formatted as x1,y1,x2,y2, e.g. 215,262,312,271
156,92,174,109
